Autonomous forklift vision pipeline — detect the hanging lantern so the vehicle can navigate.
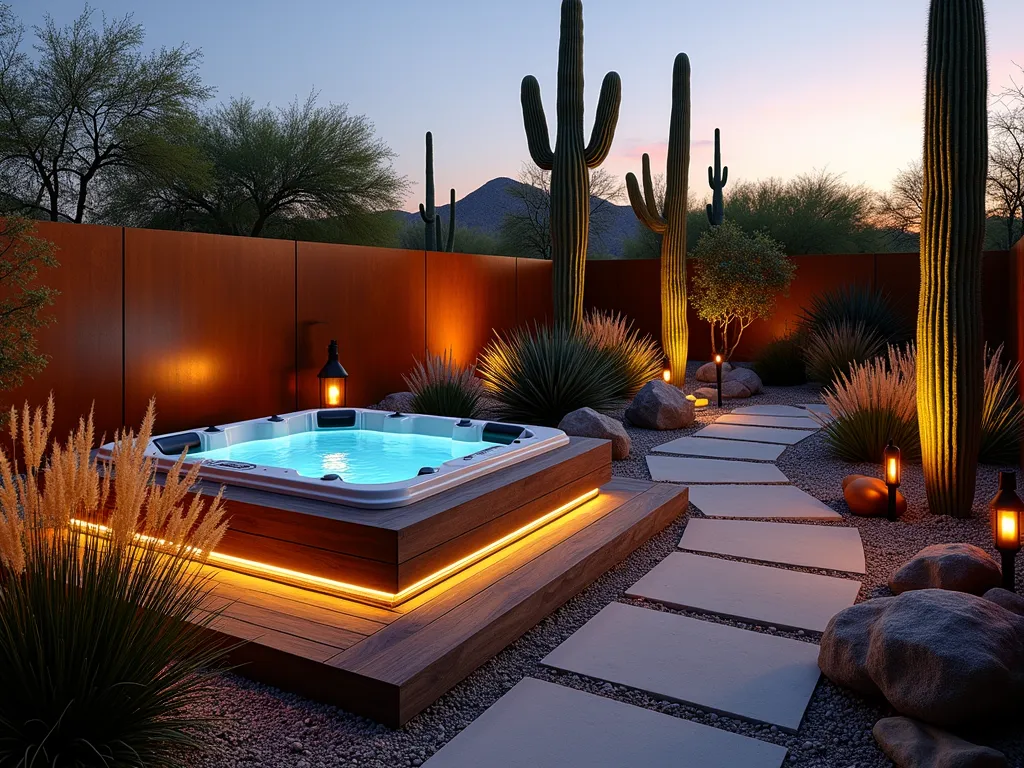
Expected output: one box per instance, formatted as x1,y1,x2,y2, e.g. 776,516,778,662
317,339,349,408
991,470,1023,592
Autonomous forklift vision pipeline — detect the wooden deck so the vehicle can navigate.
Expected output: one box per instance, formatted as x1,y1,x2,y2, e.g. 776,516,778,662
194,477,688,726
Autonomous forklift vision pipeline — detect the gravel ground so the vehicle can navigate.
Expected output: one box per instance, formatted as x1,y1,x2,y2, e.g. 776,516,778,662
189,364,1024,768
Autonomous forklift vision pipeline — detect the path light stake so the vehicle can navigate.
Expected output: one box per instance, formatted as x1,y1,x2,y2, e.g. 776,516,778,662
715,354,723,408
884,440,901,521
991,470,1023,592
318,339,349,408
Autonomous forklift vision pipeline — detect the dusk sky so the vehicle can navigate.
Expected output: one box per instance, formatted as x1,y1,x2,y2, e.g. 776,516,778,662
16,0,1024,209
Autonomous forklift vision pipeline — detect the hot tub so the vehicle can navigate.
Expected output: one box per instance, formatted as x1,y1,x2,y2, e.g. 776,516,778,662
100,409,569,508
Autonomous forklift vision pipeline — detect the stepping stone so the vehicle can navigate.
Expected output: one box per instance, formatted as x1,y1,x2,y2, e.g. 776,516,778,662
688,484,842,520
733,405,812,417
541,602,821,732
653,436,785,462
679,518,866,574
626,552,861,633
647,456,788,485
798,403,833,421
717,413,821,430
695,423,816,445
423,677,787,768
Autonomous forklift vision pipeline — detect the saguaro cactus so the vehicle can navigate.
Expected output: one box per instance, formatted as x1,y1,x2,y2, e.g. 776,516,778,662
419,131,456,252
917,0,987,517
626,53,691,385
706,128,727,226
520,0,621,328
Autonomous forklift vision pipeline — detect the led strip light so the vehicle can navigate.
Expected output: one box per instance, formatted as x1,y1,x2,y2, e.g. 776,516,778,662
71,487,600,607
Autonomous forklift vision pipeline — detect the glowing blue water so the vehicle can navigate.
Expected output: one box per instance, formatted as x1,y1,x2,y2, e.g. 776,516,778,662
192,430,492,484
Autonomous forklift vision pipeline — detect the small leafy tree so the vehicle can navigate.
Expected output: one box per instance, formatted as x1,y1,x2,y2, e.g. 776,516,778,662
0,217,58,391
690,219,794,359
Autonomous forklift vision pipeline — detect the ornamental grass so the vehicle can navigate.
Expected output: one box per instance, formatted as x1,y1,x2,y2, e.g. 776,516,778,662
403,348,483,419
581,309,663,399
0,397,230,766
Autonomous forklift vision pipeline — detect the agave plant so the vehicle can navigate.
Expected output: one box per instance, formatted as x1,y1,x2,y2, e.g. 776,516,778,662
477,324,622,427
798,284,909,345
581,309,663,398
805,320,886,384
980,344,1024,464
819,344,920,462
403,348,483,419
0,398,230,766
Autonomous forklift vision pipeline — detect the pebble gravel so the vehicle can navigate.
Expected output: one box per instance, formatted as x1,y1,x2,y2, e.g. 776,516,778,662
187,363,1024,767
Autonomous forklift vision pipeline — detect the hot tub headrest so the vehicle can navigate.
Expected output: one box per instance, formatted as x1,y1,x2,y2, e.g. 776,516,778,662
317,409,357,429
482,422,525,445
152,432,202,456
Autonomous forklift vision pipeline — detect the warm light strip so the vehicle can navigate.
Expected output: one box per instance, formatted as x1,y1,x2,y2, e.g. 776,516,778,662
70,487,600,607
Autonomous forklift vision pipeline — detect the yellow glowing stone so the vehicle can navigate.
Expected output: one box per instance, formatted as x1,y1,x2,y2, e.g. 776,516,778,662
694,398,709,408
685,394,696,401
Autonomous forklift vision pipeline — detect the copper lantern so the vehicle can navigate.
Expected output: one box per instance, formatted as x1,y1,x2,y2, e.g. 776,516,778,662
317,339,348,408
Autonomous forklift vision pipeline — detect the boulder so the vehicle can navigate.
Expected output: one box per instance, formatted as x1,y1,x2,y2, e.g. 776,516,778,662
819,589,1024,727
380,391,415,413
843,475,907,517
695,360,733,383
693,381,752,401
726,366,763,395
890,544,1002,596
873,717,1007,768
983,588,1024,618
625,381,696,430
558,407,630,460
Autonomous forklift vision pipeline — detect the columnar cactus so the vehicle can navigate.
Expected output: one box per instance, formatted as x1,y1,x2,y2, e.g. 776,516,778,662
520,0,621,328
626,53,691,385
706,128,727,226
917,0,987,517
419,131,456,252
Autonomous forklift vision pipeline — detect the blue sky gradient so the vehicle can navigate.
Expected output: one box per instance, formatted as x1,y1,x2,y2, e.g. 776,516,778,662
16,0,1024,208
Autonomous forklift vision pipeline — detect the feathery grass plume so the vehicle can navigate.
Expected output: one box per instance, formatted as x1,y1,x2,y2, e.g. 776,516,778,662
478,323,622,427
582,309,663,398
819,344,920,462
0,397,230,765
980,344,1024,464
805,320,886,384
403,348,483,419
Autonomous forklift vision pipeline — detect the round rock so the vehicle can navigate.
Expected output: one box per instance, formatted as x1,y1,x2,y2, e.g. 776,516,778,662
819,589,1024,727
872,716,1007,768
625,380,696,430
843,475,907,517
558,407,631,460
380,391,415,413
983,587,1024,617
695,360,733,383
725,366,763,395
889,543,1003,596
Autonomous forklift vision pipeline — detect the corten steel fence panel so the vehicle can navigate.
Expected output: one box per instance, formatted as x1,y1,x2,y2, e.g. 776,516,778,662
515,257,554,329
426,251,517,369
5,221,124,440
297,243,426,409
124,228,296,433
584,258,662,346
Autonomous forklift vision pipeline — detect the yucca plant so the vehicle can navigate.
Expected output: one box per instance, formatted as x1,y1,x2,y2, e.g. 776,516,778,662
753,334,807,386
798,285,909,345
403,348,482,419
582,309,663,398
980,344,1024,464
478,324,622,427
819,345,920,462
0,398,230,766
805,320,886,384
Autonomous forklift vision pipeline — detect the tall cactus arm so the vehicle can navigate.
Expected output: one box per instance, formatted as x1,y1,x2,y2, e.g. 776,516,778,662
640,153,661,220
419,203,434,224
721,166,728,186
521,76,554,171
584,71,622,168
626,154,667,235
707,166,715,189
705,202,714,224
445,189,456,252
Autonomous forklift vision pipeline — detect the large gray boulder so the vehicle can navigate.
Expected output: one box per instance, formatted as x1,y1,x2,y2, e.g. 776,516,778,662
983,587,1024,617
695,360,733,383
693,380,753,401
872,717,1007,768
819,589,1024,726
727,366,763,395
889,543,1003,596
625,381,696,430
380,391,415,413
558,407,630,460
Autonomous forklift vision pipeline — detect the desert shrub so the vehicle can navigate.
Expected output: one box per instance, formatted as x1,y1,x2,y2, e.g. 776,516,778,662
753,335,807,386
798,285,909,345
477,324,621,427
0,398,229,766
403,349,482,418
980,344,1024,464
804,320,886,384
690,219,795,359
820,345,920,462
582,309,663,398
